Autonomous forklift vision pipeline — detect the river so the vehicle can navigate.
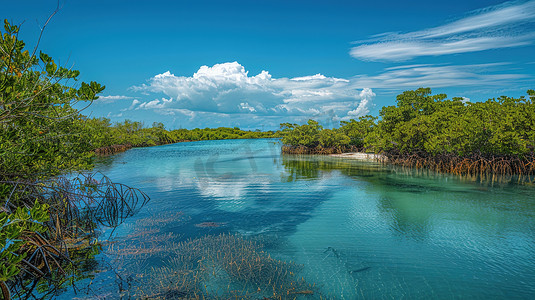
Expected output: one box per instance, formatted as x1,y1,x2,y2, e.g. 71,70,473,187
60,138,535,299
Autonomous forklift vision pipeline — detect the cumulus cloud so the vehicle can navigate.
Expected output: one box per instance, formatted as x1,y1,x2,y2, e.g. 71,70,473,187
131,62,375,124
125,61,529,128
345,88,375,119
350,0,535,61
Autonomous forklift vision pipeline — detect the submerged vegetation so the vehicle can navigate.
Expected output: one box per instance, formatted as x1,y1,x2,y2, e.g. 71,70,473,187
281,88,535,175
99,211,316,299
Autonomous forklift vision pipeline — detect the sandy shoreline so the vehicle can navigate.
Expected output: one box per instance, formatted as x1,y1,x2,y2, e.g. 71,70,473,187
329,152,387,162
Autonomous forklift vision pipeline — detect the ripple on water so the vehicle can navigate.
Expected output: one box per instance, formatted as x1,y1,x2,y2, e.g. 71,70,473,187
57,139,535,299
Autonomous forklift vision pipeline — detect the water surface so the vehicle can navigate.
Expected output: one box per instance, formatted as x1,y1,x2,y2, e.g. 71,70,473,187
64,139,535,299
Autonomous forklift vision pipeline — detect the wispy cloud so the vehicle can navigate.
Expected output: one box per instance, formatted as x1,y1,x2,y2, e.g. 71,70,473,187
351,63,528,89
95,95,133,103
350,0,535,61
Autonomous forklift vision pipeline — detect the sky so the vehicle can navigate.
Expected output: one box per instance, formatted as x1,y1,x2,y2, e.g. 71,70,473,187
3,0,535,130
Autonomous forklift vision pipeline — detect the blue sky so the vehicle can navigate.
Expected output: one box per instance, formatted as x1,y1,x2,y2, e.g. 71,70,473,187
4,0,535,129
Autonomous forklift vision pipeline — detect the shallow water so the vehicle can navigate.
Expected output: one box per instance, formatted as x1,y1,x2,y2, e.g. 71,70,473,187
60,139,535,299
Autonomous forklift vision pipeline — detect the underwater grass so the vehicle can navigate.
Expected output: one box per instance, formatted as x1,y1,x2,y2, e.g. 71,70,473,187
98,210,317,299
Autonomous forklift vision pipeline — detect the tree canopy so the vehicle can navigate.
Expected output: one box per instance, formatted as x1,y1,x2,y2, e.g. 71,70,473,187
0,20,104,179
280,88,535,174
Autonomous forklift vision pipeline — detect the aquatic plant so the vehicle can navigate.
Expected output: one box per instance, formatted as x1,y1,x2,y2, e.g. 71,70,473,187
0,15,155,299
100,211,317,299
1,172,149,299
144,234,315,299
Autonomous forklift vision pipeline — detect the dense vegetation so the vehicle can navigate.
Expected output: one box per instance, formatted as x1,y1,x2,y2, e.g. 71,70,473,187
281,88,535,175
0,18,139,299
0,18,101,298
83,118,278,155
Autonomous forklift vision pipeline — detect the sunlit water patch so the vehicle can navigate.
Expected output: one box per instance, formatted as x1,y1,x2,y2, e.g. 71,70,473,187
59,139,535,299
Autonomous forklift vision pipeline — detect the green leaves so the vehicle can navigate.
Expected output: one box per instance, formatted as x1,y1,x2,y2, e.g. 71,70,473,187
340,115,377,148
279,88,535,158
3,19,19,34
39,51,52,64
1,20,106,179
318,129,350,148
281,120,323,148
77,81,105,100
0,201,49,282
375,89,535,156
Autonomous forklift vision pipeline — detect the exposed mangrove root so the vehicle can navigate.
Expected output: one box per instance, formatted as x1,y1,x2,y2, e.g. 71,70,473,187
94,140,196,156
94,144,133,156
1,281,10,300
1,172,150,298
282,144,535,178
385,152,535,177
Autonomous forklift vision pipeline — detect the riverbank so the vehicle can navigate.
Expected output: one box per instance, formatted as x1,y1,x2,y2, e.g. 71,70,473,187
330,152,388,162
297,148,535,176
281,144,358,154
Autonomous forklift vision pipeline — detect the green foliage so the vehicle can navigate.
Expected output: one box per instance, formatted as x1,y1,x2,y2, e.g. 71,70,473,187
372,88,535,156
318,129,350,148
280,120,323,147
1,20,105,180
0,20,112,297
280,118,370,150
340,115,377,147
82,119,279,152
0,201,49,282
279,88,535,161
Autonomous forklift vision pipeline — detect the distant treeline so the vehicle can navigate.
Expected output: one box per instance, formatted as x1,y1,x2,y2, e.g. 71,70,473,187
85,119,279,155
280,88,535,175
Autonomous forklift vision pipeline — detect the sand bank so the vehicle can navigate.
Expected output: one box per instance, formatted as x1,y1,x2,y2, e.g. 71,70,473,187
329,152,387,162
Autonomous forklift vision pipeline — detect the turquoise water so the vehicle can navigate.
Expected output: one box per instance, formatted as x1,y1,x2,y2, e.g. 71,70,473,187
64,139,535,299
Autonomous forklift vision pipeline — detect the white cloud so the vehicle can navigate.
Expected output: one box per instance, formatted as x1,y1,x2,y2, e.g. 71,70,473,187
96,95,132,103
129,99,140,109
344,88,375,119
125,61,530,128
131,62,374,124
106,112,123,118
351,0,535,61
352,63,527,89
351,36,533,61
